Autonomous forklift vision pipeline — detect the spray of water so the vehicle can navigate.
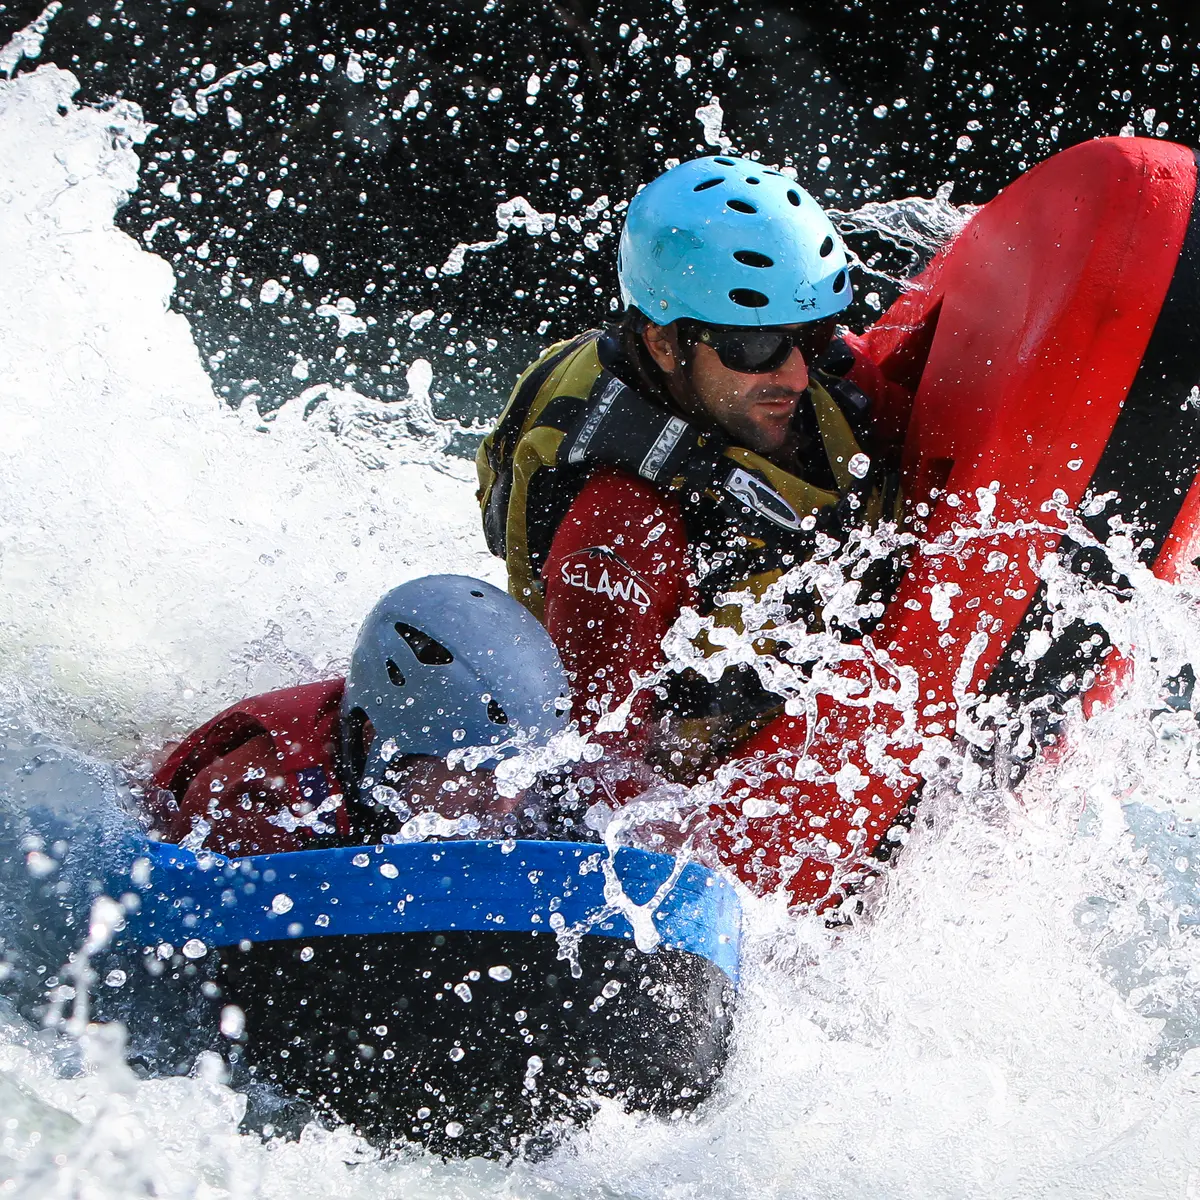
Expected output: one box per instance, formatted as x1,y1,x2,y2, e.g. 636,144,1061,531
7,30,1200,1199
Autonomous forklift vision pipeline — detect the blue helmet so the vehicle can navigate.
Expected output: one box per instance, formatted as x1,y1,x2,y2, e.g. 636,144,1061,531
341,576,569,786
618,155,853,327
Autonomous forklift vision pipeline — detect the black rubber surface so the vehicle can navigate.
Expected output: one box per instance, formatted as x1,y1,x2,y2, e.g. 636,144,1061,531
217,928,735,1157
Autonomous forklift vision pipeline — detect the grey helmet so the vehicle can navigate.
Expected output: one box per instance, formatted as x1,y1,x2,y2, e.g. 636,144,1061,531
341,575,569,786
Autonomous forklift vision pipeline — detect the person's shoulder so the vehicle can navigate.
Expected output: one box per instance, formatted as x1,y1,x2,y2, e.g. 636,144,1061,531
517,328,603,376
553,467,685,554
573,465,673,511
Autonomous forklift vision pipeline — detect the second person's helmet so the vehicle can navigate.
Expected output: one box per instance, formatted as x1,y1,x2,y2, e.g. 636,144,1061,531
342,575,569,786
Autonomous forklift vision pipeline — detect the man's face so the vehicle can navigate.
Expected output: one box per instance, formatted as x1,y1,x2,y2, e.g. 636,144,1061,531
687,336,812,454
642,322,813,455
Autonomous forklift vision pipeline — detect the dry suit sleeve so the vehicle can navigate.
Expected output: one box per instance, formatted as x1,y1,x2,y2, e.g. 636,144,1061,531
542,467,691,750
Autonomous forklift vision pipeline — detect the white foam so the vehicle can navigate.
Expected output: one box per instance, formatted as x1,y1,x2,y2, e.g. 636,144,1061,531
6,50,1200,1200
0,65,498,757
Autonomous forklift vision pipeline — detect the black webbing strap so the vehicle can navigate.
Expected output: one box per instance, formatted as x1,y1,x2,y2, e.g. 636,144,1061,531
559,370,728,488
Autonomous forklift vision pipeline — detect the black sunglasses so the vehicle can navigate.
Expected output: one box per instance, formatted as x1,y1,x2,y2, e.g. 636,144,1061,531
681,317,837,375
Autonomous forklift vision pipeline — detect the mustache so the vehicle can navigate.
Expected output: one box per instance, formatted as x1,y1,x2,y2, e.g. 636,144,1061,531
749,386,804,404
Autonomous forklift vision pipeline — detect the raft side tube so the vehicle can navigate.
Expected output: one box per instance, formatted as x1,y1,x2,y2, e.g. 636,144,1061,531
115,837,741,1155
715,138,1200,905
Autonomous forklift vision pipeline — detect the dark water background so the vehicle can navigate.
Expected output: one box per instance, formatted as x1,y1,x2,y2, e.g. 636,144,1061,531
3,0,1199,428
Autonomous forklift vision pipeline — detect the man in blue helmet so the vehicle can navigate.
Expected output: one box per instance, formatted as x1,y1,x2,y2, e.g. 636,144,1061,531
145,576,571,855
477,155,912,780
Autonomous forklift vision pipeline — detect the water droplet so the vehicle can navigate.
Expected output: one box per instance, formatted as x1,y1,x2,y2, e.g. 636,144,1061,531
380,862,399,879
1067,458,1084,471
488,965,512,982
352,853,370,868
271,893,293,914
299,946,314,962
453,982,473,1003
445,1121,463,1138
182,938,208,959
105,969,126,988
25,851,56,878
220,1005,245,1038
848,452,871,479
601,979,622,999
449,1046,465,1061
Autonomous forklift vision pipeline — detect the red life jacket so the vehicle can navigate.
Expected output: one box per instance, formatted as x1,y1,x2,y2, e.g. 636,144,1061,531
148,679,352,855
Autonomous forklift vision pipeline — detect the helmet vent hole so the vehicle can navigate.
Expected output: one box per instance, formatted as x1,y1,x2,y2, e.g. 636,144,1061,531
729,288,770,309
470,589,484,598
833,269,849,292
394,622,454,665
746,176,760,185
487,698,509,725
726,199,757,214
714,156,736,166
733,250,774,269
820,236,835,257
386,659,406,687
786,189,801,206
693,177,723,192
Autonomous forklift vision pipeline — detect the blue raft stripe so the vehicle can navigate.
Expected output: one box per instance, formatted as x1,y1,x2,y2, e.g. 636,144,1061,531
119,839,743,986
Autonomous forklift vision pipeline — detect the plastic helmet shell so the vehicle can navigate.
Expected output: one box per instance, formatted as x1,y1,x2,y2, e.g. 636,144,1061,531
618,155,853,327
342,575,569,784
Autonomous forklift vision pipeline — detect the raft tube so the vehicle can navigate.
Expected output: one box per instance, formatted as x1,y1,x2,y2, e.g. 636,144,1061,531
116,837,741,1156
717,137,1200,906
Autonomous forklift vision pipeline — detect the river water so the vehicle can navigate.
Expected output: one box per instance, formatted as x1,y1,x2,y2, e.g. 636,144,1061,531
6,39,1200,1200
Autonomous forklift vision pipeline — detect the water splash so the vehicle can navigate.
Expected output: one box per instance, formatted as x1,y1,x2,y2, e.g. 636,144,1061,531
833,182,979,282
0,64,498,758
6,39,1200,1200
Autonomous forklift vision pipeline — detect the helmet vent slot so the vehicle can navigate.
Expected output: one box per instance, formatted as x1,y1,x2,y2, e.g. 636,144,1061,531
733,250,774,268
395,622,454,665
714,156,736,166
729,288,769,309
469,589,484,598
833,269,849,293
487,698,509,725
820,236,835,257
786,189,801,206
385,659,406,686
726,199,757,214
693,177,723,192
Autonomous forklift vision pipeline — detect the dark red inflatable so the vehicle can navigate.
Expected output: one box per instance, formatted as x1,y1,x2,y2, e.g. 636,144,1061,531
715,138,1200,907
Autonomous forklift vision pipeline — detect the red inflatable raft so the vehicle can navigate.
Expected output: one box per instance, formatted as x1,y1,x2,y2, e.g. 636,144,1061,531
715,137,1200,907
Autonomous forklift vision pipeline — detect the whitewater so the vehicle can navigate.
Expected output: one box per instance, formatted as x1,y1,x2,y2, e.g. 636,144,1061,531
7,50,1200,1199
